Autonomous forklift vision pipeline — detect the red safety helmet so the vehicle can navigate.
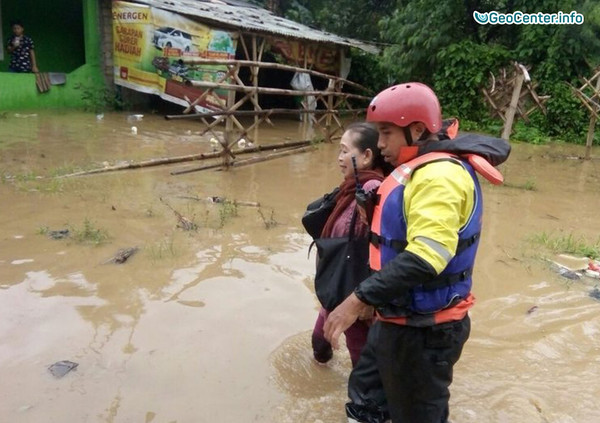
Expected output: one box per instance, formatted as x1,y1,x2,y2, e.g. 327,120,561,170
366,82,442,133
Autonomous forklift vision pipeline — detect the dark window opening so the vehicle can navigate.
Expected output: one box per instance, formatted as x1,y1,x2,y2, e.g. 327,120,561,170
1,0,85,73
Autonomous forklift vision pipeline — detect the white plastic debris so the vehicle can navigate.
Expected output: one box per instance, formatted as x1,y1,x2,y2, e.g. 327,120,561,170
127,114,143,122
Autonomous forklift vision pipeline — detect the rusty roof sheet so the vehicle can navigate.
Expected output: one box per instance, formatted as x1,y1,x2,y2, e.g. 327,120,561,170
130,0,380,54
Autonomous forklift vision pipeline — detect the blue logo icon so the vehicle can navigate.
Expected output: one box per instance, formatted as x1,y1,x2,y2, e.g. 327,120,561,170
473,11,489,24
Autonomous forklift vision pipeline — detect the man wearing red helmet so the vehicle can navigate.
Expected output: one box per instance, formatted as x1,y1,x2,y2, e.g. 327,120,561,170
324,83,510,422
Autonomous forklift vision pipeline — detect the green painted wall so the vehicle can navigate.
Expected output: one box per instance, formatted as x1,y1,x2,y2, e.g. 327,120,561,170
0,0,105,110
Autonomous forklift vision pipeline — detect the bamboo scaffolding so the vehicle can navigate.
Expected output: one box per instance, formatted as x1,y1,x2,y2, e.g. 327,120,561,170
57,140,312,178
570,70,600,159
483,62,549,138
170,45,373,155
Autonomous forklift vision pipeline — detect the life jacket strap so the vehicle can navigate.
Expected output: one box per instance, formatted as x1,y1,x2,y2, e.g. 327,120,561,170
369,231,408,252
422,267,473,291
456,232,480,255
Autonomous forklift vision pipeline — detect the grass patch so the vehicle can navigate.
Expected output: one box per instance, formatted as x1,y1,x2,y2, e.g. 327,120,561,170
13,171,38,183
503,179,537,191
70,218,110,245
2,170,67,193
257,207,279,229
218,200,238,228
47,163,83,178
528,231,600,259
511,121,548,145
34,178,65,193
145,237,179,260
37,226,50,236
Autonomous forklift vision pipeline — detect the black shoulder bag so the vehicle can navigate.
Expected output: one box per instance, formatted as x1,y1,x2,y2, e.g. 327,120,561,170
313,209,371,310
301,186,340,240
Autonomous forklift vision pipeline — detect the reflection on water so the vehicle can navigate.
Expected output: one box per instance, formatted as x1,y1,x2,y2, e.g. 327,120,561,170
1,112,600,421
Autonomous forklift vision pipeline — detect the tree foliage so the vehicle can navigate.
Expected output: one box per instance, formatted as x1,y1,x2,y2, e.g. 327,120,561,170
251,0,600,141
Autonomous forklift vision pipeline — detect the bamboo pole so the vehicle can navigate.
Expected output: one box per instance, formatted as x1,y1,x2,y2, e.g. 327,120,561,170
252,35,259,145
177,196,261,208
58,140,312,178
188,80,371,100
180,57,371,93
182,63,239,114
303,43,314,140
239,33,250,62
222,145,314,169
585,76,600,160
165,108,364,120
501,68,525,141
171,145,314,175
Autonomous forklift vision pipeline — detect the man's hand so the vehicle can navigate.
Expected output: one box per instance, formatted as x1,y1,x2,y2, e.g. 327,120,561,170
358,305,375,321
324,293,369,349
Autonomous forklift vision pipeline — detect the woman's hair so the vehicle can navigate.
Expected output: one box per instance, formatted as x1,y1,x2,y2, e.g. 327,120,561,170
345,122,393,175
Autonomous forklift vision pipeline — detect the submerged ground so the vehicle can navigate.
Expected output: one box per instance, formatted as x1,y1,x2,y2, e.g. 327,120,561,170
1,111,600,422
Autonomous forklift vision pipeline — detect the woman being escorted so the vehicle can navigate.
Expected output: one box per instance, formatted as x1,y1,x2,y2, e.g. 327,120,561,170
311,122,389,367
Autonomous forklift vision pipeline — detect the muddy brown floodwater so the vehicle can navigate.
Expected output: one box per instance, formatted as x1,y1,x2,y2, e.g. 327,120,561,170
1,111,600,423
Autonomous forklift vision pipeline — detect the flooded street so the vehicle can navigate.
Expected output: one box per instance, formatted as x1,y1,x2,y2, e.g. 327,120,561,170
1,111,600,422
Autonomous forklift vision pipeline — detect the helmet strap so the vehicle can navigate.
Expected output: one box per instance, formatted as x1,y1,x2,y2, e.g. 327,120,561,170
403,126,414,146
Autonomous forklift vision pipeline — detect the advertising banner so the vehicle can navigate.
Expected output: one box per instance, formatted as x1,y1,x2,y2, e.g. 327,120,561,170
269,37,339,74
112,1,238,111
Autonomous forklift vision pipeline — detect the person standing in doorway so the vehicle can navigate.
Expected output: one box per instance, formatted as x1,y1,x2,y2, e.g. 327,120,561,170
6,20,38,73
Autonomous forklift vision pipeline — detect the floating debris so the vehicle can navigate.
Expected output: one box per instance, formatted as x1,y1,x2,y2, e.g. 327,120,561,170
103,247,139,264
48,229,70,240
552,254,589,271
589,288,600,301
584,269,600,279
160,197,198,231
205,196,260,207
549,261,581,280
558,267,580,280
127,114,144,122
527,305,538,314
11,259,34,265
48,360,78,378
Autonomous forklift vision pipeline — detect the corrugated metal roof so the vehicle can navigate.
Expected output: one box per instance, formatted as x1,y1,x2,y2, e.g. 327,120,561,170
130,0,380,54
